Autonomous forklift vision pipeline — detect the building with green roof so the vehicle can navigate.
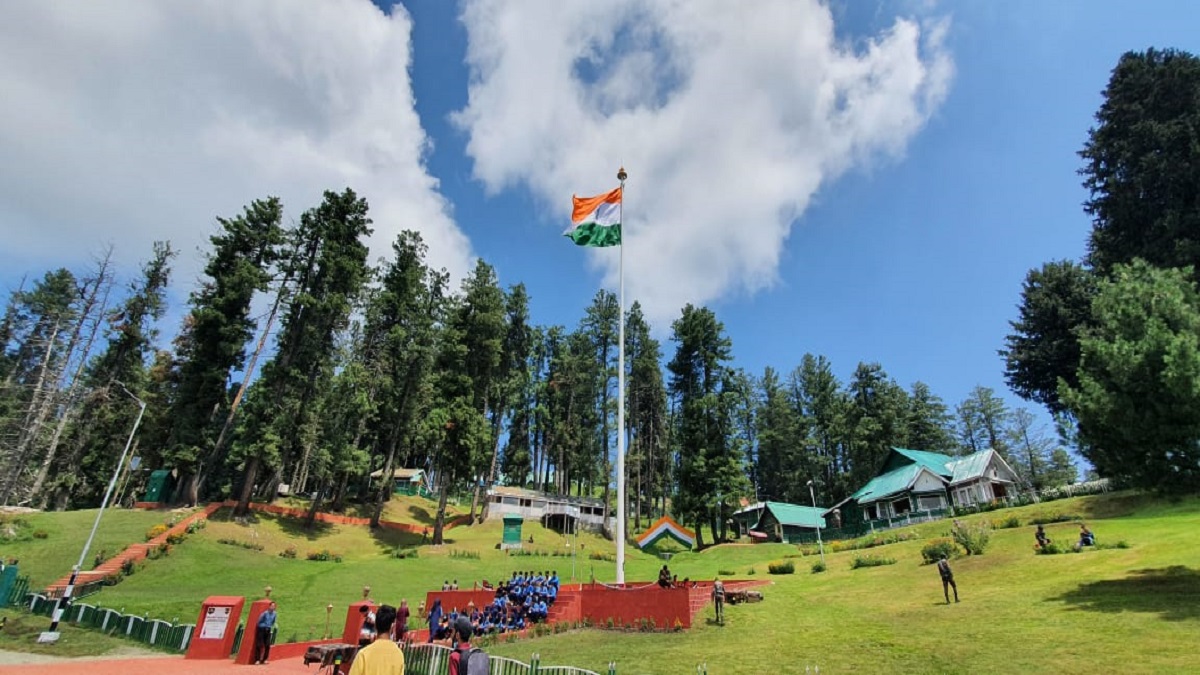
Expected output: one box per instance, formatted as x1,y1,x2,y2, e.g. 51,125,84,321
840,447,1020,522
749,501,828,544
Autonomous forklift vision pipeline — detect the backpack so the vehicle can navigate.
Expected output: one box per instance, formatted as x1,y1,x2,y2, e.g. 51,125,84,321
457,646,490,675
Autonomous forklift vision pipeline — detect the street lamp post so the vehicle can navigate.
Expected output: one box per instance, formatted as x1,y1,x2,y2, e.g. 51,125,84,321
41,381,146,643
806,480,825,566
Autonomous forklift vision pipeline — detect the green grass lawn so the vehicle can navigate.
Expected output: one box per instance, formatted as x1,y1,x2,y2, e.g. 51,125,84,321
0,613,155,658
0,507,184,588
5,492,1199,673
275,494,466,526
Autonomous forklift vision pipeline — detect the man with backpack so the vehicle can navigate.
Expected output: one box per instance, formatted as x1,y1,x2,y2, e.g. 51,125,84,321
348,605,404,675
936,555,959,604
448,616,489,675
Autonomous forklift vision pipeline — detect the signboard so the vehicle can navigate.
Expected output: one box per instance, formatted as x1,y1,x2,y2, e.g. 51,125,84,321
200,605,232,640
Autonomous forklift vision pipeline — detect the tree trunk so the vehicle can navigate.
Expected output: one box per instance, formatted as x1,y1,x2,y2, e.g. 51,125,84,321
234,455,260,517
478,405,505,523
331,471,350,512
432,474,451,545
305,478,325,529
1,319,62,505
30,260,110,504
193,280,287,504
372,433,399,528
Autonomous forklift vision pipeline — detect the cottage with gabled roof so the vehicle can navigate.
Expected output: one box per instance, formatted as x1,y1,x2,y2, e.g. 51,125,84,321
848,447,1019,521
748,501,827,544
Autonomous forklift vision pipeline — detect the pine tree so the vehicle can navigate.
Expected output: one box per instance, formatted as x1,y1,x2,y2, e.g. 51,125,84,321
167,197,284,504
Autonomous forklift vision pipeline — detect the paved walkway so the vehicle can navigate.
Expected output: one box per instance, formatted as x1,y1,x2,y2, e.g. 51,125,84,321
0,652,312,674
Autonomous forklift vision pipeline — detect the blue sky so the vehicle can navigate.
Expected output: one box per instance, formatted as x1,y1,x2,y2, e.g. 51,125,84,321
3,1,1199,447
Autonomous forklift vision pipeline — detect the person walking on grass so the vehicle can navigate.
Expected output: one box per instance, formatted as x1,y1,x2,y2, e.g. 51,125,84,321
711,577,726,625
937,555,959,604
253,601,277,665
348,605,404,675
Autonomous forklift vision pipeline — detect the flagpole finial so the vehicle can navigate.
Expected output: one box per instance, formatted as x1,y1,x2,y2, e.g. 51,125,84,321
617,166,627,182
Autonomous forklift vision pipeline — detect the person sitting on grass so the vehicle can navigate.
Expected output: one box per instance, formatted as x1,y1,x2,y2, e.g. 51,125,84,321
1035,524,1051,549
1079,524,1095,547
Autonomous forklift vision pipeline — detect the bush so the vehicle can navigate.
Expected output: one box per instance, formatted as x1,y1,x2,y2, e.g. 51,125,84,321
166,531,188,545
951,520,991,556
993,516,1022,529
217,538,264,552
768,560,795,575
305,548,343,562
810,560,826,574
32,529,49,539
747,567,756,575
145,524,169,541
392,546,419,559
450,549,481,560
146,542,172,560
829,530,918,553
921,538,957,565
1034,541,1071,555
1094,540,1130,550
279,546,297,559
850,555,897,569
717,568,736,576
588,551,615,562
120,558,136,576
186,518,207,534
1030,513,1080,525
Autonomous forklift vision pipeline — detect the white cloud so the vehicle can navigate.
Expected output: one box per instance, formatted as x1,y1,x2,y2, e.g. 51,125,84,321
0,0,472,290
454,0,953,323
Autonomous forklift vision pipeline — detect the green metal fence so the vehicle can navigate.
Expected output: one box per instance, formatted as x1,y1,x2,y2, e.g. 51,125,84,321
22,592,197,652
400,643,615,675
2,575,29,607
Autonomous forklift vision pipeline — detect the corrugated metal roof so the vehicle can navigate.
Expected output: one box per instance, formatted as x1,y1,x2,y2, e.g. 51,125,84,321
948,450,990,483
761,501,827,529
892,448,955,477
851,464,922,504
368,467,425,479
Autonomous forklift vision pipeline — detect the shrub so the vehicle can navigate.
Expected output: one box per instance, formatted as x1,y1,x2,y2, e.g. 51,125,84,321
588,551,615,562
747,567,756,575
146,542,172,560
450,549,481,560
279,546,297,559
768,560,795,575
217,538,264,552
1030,513,1080,525
993,516,1022,529
145,524,169,541
305,548,343,562
717,568,736,576
1094,540,1130,550
166,531,188,545
810,560,826,574
32,529,49,539
921,538,957,565
951,519,991,556
186,518,207,534
392,546,419,559
829,530,918,553
120,558,136,576
1034,542,1071,555
850,555,897,569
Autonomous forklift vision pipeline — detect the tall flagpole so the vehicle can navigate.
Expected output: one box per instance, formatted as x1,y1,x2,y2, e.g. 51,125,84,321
616,166,627,585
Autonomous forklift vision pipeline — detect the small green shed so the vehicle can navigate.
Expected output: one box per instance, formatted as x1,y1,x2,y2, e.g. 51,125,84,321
502,515,523,550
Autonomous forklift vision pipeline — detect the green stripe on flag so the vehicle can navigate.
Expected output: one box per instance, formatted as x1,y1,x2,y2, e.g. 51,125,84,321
566,222,621,247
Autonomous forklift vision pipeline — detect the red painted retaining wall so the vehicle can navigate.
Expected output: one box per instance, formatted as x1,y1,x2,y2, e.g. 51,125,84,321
579,585,693,630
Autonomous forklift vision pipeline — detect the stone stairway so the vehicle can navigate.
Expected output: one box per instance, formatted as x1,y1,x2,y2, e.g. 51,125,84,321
44,503,221,598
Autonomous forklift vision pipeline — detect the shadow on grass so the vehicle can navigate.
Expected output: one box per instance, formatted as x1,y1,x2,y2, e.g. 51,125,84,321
1049,566,1200,621
368,526,421,555
274,513,335,541
406,504,437,525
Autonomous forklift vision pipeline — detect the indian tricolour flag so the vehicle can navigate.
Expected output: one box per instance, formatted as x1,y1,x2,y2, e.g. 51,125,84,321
565,187,622,247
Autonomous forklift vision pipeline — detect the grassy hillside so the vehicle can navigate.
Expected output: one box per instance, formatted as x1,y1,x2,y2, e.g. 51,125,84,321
0,507,183,588
4,492,1198,673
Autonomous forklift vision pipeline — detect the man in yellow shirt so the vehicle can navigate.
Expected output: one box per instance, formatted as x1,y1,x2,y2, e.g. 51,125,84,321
348,605,404,675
